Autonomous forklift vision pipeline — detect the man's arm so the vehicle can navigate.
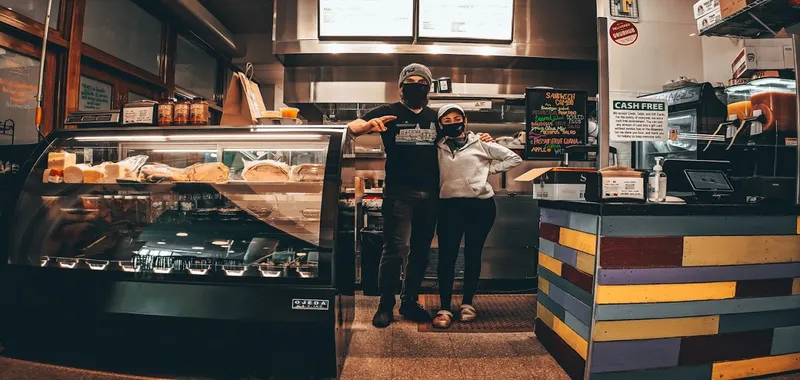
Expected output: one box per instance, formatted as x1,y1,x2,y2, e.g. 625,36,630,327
347,116,397,137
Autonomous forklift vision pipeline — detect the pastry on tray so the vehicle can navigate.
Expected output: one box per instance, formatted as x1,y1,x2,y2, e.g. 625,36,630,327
185,162,230,182
291,164,324,182
242,160,291,182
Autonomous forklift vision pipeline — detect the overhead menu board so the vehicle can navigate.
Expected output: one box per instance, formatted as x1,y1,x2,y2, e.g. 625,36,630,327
418,0,514,41
319,0,414,38
525,88,588,160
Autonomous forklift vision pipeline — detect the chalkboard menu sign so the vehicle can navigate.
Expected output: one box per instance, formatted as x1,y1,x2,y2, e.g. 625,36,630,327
525,88,588,160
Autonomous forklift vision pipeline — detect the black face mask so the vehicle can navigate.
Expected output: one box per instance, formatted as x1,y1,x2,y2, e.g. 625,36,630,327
440,121,466,138
401,83,430,109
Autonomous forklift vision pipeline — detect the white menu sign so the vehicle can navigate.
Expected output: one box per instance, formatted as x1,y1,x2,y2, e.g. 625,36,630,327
418,0,514,41
319,0,414,38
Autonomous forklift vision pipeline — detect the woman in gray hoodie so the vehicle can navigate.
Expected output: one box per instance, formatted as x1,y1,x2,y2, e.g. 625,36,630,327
432,104,523,329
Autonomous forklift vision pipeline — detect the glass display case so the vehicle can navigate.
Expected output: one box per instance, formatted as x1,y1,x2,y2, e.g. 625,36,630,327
6,127,352,284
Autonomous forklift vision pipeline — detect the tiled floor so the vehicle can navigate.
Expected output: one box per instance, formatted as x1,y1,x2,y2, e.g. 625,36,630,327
341,295,569,380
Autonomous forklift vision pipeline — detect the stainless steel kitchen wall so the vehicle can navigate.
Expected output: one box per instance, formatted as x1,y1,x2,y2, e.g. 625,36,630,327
274,0,599,104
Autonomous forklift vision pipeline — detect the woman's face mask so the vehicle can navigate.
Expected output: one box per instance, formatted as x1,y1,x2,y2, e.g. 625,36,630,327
440,121,466,138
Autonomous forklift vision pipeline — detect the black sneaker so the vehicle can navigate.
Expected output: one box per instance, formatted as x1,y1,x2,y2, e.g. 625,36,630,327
372,309,393,328
399,302,432,322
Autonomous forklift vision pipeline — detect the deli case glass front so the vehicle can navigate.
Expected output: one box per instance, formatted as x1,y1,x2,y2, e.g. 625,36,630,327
0,126,356,378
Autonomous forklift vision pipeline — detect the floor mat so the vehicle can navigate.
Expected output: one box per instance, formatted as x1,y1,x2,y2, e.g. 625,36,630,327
418,294,537,333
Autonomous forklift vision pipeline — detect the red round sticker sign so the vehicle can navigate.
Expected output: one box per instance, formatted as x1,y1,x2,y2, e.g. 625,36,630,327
610,20,638,46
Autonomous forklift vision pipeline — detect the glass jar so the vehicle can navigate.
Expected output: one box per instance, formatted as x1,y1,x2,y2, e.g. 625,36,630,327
157,98,175,126
189,98,209,125
174,99,191,126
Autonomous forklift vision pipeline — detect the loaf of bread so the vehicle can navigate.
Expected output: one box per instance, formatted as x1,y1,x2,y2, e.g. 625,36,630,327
138,164,188,182
48,152,76,170
186,162,230,182
64,164,105,183
290,164,324,182
242,160,290,182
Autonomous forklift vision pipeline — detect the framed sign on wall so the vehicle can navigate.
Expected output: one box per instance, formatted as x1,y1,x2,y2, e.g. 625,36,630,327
318,0,414,39
610,0,640,22
417,0,514,42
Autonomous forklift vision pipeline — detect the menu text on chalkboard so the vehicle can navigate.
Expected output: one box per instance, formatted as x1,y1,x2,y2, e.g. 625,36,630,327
525,88,588,160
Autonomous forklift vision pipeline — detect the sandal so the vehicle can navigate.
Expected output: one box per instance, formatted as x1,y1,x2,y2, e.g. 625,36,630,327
460,304,477,322
432,310,454,329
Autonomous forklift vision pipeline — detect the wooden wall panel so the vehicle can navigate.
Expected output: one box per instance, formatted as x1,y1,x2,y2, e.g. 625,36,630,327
771,326,800,356
564,311,590,340
794,278,800,295
559,227,596,254
538,277,550,296
596,283,736,304
735,278,795,298
589,365,713,380
600,215,799,236
535,319,586,380
538,293,566,321
718,308,800,334
677,330,774,365
598,237,683,269
710,352,800,380
590,338,680,373
538,267,593,305
597,263,800,285
575,251,595,275
596,295,800,321
593,316,719,341
539,222,561,243
547,282,592,325
538,253,562,276
682,236,800,266
561,265,593,294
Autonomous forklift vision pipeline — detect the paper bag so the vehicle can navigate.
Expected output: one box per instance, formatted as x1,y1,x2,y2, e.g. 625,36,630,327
221,68,269,126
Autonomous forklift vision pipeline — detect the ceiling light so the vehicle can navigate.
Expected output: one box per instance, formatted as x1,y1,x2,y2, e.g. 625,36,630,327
176,232,188,237
192,246,204,250
157,241,166,245
212,240,230,246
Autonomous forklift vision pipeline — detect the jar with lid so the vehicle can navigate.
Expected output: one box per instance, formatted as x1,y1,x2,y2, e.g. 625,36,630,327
158,98,175,126
174,99,191,126
189,98,209,125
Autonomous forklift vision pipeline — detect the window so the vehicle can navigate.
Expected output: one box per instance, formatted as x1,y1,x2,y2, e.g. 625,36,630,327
175,35,217,99
0,0,60,27
79,76,112,111
127,91,151,103
82,0,161,75
0,48,41,144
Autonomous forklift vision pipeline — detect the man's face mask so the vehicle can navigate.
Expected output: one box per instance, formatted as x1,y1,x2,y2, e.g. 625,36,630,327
440,121,466,138
401,82,430,108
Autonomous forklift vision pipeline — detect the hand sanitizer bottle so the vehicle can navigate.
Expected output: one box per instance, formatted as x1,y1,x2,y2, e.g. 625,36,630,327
648,157,667,203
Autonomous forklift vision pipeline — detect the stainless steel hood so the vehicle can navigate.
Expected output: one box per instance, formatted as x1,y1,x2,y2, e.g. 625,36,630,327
161,0,247,57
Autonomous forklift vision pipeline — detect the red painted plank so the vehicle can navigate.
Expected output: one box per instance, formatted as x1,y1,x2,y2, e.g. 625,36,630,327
599,237,684,269
562,264,594,294
540,222,561,244
734,278,795,298
535,318,585,380
678,330,774,366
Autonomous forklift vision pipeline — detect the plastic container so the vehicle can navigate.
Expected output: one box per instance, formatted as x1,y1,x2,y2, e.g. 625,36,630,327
280,107,300,118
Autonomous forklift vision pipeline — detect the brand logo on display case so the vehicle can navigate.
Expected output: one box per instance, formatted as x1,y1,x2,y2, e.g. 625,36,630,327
292,299,330,310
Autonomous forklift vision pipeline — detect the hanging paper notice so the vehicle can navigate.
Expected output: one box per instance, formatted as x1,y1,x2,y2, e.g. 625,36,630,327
610,99,668,141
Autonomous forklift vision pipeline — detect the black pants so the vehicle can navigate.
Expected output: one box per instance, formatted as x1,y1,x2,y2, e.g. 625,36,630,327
378,186,438,309
437,197,496,311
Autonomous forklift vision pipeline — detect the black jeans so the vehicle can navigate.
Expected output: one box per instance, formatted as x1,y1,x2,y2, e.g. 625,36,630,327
437,197,496,311
378,186,439,309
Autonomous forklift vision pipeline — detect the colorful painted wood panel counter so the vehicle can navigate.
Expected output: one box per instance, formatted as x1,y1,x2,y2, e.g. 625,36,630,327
535,200,800,380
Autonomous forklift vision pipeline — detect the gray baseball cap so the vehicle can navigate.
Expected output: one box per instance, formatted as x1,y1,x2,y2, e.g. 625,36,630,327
398,63,433,87
437,104,465,120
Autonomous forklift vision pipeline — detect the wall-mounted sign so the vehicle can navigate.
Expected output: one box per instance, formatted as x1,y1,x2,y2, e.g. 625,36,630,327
610,99,668,142
418,0,514,42
610,0,640,21
79,76,112,111
319,0,414,38
525,88,588,160
609,20,639,46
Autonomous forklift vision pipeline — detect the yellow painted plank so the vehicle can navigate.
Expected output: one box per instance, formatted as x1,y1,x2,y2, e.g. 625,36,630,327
537,302,556,328
558,227,597,255
552,314,588,359
593,316,719,341
683,236,800,266
793,278,800,295
539,278,551,295
596,282,737,304
575,251,595,275
711,352,800,380
797,216,799,235
538,252,562,276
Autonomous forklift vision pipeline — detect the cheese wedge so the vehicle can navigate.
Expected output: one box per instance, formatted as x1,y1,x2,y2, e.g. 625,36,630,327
64,164,104,183
48,152,76,170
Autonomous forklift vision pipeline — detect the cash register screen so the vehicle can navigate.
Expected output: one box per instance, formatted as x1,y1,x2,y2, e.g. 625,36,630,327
685,170,734,192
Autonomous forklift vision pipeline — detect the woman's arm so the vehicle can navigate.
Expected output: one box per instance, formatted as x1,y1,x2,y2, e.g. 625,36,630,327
482,142,523,174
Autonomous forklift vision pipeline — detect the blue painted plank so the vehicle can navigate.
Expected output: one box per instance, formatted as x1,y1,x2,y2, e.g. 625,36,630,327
564,311,590,340
597,263,800,285
539,238,556,256
548,281,592,326
596,295,800,321
772,325,800,355
554,244,579,268
719,308,800,333
590,338,681,373
538,267,593,306
568,212,599,235
590,365,713,380
600,215,798,237
538,292,566,321
540,208,570,229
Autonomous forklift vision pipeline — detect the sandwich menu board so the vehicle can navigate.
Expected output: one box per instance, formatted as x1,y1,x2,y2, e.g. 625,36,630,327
319,0,414,38
418,0,514,41
525,88,588,160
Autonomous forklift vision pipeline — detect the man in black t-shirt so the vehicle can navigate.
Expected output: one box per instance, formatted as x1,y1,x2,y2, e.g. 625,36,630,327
348,63,491,328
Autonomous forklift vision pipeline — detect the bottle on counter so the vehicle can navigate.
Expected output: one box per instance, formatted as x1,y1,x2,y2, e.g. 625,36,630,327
158,98,175,126
648,156,667,203
174,99,191,126
189,98,209,125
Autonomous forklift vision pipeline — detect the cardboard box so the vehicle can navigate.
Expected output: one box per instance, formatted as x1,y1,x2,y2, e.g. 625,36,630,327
731,45,794,78
693,0,720,19
697,8,722,31
514,167,595,200
720,0,755,18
